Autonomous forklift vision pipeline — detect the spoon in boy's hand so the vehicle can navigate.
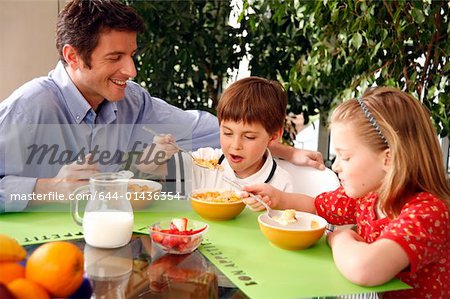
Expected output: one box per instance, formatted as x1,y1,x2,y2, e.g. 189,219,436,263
142,125,220,170
222,176,294,221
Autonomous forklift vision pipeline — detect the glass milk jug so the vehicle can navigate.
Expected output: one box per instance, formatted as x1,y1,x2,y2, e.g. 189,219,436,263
71,171,134,248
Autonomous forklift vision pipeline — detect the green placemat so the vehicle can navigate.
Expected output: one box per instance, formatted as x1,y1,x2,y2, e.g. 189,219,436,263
0,200,189,245
0,212,83,245
0,200,410,298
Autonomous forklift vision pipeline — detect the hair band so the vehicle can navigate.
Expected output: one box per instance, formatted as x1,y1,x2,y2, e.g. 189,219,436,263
357,97,389,146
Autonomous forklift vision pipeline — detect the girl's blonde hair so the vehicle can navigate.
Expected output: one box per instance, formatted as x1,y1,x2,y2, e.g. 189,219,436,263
330,86,450,217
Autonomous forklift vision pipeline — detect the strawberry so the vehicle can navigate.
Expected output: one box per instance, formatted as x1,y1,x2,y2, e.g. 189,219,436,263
151,219,207,253
151,233,164,243
187,226,207,235
171,218,188,231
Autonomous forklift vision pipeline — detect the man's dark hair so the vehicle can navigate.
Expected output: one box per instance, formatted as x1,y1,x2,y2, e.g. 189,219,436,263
56,0,145,68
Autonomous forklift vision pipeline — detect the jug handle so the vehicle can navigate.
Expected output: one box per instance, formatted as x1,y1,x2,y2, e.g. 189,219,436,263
71,185,89,226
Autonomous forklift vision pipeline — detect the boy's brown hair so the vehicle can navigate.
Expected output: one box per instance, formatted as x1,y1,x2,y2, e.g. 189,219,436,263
217,77,287,135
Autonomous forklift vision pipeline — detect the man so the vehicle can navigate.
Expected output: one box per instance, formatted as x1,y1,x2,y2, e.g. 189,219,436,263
0,0,323,212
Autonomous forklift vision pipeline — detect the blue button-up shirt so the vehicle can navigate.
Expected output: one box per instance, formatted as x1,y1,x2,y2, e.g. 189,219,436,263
0,62,220,212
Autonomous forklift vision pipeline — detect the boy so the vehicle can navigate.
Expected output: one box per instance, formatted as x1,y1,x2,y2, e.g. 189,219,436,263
152,77,294,191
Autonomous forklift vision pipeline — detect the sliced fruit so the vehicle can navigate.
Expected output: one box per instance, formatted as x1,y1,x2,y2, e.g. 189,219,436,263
150,219,207,253
151,233,164,243
171,218,188,231
187,226,207,235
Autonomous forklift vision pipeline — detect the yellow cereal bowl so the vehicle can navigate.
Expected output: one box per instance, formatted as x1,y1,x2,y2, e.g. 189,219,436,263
258,211,327,250
190,189,246,220
127,179,162,210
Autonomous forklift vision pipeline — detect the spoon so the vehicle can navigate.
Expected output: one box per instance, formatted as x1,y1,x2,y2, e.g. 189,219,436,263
222,176,286,220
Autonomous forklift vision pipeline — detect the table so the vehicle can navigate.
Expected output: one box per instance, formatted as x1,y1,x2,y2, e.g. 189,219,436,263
1,200,409,298
24,235,241,299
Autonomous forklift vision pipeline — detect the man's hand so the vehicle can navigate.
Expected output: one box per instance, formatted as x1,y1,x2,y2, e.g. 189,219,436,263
136,134,179,173
268,143,325,170
152,134,179,162
290,148,325,170
33,154,98,203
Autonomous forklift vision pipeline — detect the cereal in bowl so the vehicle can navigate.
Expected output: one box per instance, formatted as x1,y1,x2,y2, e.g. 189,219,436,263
273,209,298,226
192,190,241,203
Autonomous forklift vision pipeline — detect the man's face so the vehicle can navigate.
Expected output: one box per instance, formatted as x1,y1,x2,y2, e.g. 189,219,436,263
70,30,138,109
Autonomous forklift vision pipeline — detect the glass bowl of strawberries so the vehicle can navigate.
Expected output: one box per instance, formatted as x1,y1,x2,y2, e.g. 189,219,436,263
149,218,209,255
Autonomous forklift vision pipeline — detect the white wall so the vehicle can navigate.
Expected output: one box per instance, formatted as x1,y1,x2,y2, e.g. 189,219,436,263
0,0,64,101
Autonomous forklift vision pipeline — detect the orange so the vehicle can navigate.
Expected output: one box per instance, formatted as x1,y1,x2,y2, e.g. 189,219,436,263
0,262,25,284
7,278,50,299
0,234,26,262
25,241,84,297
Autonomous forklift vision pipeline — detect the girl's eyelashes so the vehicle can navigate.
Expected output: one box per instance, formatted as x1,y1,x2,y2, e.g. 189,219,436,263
335,154,350,162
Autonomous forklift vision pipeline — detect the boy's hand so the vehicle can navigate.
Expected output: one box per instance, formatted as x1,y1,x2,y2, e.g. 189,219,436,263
241,183,279,211
242,194,271,211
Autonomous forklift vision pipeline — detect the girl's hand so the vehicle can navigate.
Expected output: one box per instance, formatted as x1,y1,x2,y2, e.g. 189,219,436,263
327,228,363,248
326,227,410,286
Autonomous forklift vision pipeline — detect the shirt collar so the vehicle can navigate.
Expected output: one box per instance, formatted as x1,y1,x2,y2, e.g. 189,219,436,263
50,61,118,124
226,149,275,183
95,101,118,124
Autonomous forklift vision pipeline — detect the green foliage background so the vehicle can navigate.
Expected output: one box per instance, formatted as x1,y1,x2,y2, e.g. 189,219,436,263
126,0,449,141
126,0,245,113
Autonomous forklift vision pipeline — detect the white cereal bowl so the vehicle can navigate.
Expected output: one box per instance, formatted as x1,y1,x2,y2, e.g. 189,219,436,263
258,211,327,250
127,179,162,210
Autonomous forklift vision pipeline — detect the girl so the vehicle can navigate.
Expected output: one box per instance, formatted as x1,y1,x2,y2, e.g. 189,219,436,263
244,87,450,298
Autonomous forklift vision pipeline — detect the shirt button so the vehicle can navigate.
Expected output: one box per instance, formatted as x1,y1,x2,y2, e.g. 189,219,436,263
76,115,80,120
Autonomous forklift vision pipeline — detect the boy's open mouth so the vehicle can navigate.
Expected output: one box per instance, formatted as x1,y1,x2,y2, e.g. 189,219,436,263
229,154,243,163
